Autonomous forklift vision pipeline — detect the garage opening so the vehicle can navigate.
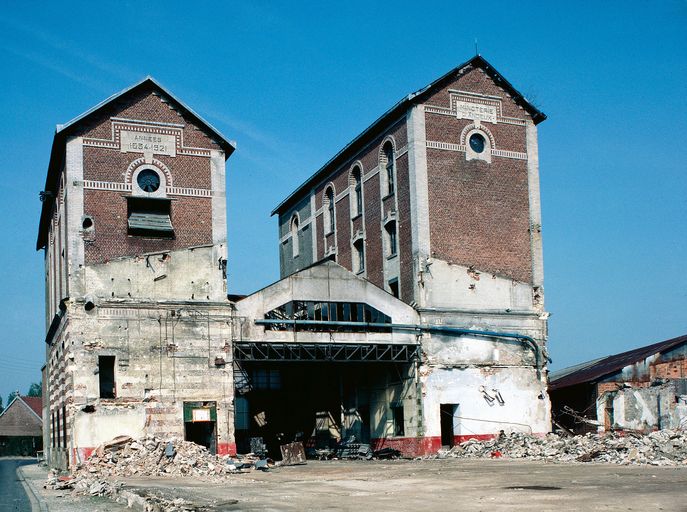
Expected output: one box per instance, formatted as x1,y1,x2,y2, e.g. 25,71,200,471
440,403,458,447
233,341,419,459
183,401,217,454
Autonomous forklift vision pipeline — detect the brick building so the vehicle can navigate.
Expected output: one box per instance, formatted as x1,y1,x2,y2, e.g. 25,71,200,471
549,334,687,433
264,55,551,452
37,78,237,468
38,55,552,465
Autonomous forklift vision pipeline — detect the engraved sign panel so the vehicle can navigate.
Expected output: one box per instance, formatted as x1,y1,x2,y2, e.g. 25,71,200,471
120,130,177,157
456,101,497,124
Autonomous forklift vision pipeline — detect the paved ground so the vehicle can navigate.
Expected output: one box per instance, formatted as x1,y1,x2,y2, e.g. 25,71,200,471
13,458,687,511
0,458,35,512
118,459,687,511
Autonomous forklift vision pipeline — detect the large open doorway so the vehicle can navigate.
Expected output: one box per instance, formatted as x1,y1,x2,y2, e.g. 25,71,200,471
183,401,217,454
440,403,458,447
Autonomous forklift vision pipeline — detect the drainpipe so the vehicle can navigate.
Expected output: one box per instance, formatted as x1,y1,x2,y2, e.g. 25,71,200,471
253,319,543,378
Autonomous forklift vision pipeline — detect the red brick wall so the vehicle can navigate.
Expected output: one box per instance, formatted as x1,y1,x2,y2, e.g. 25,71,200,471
423,66,533,284
312,120,408,292
650,359,687,380
75,89,217,264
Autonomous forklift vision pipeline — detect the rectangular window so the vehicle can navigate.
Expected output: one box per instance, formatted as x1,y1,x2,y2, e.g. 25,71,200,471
354,239,365,273
98,355,116,399
62,405,67,449
385,221,397,256
127,197,174,238
386,164,395,196
391,403,404,436
388,279,399,299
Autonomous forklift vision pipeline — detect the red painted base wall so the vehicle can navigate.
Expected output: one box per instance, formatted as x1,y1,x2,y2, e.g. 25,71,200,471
371,433,546,457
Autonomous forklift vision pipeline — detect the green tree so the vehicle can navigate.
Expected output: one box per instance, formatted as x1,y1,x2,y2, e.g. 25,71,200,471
27,382,42,397
6,390,18,406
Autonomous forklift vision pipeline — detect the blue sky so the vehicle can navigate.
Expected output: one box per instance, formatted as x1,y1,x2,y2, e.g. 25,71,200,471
0,1,685,403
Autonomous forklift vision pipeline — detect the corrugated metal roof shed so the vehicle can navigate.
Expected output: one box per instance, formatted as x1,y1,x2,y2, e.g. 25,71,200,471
549,334,687,391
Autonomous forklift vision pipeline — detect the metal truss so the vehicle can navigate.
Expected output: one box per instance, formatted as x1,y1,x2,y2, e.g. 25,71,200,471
233,341,420,363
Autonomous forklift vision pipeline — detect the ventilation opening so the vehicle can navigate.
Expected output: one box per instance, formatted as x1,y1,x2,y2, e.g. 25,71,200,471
98,356,116,399
82,216,94,230
127,197,174,239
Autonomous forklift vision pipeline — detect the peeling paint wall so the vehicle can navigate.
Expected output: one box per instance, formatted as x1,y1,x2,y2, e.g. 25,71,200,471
597,383,687,432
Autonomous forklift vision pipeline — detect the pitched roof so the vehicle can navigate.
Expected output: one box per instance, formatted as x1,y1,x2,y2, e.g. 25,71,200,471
0,395,42,422
549,334,687,391
272,55,546,216
36,76,236,250
21,396,43,418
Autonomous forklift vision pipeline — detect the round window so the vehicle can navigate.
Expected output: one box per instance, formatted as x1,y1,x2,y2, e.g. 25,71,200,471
137,169,161,192
469,133,486,154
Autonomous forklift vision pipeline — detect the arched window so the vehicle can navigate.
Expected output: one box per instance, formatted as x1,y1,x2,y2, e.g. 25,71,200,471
290,215,299,258
382,142,395,196
351,167,363,217
353,238,365,273
324,187,335,234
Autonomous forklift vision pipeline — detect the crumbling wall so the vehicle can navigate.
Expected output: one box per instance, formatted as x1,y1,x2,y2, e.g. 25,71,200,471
56,297,235,467
597,382,687,432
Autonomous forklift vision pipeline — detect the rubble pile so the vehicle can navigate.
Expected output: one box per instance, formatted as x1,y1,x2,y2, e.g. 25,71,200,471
439,429,687,465
73,435,265,480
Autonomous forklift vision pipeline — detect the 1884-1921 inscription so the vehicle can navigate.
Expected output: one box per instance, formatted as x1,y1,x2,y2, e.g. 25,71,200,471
120,130,177,156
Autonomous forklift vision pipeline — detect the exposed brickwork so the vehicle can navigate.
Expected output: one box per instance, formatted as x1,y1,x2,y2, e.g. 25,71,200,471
75,89,219,151
423,67,533,283
77,90,216,264
84,191,212,264
651,360,687,380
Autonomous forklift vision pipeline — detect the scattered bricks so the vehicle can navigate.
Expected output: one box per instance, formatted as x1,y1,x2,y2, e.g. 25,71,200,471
431,429,687,466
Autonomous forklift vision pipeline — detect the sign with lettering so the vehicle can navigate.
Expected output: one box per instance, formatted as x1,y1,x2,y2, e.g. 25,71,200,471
192,408,211,422
455,101,497,124
120,130,176,156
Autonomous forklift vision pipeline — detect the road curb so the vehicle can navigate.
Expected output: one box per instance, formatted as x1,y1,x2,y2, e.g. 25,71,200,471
17,465,50,512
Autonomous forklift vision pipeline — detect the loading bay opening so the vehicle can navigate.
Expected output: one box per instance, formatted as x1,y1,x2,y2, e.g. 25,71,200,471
233,342,420,458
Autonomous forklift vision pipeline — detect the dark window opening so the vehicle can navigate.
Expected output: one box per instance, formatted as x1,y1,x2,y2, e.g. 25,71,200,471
388,279,399,299
82,216,94,230
265,300,392,332
352,168,363,217
469,133,486,153
127,197,174,238
62,405,67,449
391,403,404,436
385,221,397,256
354,239,365,273
51,413,55,448
99,355,116,399
325,188,335,234
383,143,395,196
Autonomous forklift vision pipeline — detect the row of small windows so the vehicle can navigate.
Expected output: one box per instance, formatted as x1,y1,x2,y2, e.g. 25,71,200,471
323,140,396,235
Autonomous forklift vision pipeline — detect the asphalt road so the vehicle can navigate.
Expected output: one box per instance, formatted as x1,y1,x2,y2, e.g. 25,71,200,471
0,459,35,512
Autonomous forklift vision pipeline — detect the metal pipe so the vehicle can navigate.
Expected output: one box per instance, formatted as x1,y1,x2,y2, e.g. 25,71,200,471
254,319,543,378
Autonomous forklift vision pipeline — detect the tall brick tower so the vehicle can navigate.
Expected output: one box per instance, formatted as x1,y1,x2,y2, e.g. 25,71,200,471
273,56,551,444
37,78,237,468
